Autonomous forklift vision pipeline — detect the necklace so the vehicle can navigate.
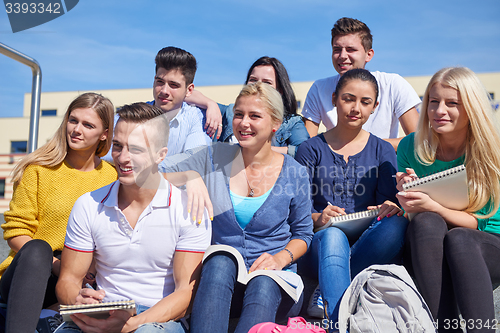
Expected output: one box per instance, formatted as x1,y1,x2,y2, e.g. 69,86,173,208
243,153,275,197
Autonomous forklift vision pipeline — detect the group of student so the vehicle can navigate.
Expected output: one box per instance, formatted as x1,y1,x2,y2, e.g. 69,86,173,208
1,16,499,333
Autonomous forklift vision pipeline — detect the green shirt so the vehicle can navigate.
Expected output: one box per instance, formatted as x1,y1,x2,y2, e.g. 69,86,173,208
397,133,500,234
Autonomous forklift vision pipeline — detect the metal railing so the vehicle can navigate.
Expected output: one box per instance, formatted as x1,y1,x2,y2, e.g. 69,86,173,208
0,42,42,153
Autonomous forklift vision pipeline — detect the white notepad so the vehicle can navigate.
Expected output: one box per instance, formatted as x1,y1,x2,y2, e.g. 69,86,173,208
314,208,381,240
403,164,469,219
59,300,136,323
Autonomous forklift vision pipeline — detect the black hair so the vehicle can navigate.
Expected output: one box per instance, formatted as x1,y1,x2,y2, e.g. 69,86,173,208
245,56,297,118
155,46,197,85
334,68,379,104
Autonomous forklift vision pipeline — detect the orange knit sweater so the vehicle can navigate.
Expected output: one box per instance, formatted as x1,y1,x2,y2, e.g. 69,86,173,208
0,160,117,275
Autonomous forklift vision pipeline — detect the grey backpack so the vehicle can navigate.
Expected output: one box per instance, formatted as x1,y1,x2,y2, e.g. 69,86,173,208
338,264,436,333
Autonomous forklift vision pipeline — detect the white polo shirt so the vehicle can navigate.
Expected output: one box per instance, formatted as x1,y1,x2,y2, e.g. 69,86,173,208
65,177,211,308
301,71,421,139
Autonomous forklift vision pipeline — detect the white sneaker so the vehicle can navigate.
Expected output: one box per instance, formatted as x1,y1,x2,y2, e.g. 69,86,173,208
307,284,325,318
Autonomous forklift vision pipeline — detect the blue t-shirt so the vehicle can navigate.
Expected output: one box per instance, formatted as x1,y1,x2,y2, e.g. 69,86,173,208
230,187,273,229
295,133,398,214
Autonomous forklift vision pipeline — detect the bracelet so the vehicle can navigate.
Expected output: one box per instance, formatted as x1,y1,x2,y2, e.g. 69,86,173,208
283,248,294,263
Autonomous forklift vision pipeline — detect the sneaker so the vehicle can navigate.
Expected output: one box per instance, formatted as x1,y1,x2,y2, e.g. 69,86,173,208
36,313,63,333
307,284,325,318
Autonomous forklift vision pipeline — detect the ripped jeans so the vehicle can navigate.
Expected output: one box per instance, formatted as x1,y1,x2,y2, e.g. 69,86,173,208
55,304,187,333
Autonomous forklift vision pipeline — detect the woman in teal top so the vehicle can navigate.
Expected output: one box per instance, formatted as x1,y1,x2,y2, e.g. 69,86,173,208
396,67,500,333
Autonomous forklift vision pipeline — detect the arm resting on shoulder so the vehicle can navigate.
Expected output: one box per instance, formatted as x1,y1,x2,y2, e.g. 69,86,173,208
162,171,213,221
185,90,222,139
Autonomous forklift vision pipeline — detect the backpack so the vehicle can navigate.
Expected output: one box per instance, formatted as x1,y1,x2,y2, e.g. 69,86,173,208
338,264,436,333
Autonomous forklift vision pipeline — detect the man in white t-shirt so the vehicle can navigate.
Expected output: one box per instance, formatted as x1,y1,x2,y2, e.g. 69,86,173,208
302,17,421,151
56,103,211,333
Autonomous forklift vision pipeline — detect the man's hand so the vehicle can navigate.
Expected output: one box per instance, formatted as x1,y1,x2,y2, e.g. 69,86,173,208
70,310,133,333
75,287,105,305
185,171,213,223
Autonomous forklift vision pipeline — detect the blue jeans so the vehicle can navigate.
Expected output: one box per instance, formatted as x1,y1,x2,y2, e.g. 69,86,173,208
55,304,187,333
190,252,302,333
301,214,408,323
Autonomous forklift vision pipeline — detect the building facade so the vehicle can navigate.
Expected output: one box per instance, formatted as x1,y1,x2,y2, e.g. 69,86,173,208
0,73,499,212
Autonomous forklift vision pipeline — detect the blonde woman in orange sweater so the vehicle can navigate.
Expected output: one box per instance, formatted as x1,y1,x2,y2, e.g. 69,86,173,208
0,93,117,333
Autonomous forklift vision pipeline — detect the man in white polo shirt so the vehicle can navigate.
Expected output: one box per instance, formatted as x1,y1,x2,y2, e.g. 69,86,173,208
56,102,211,333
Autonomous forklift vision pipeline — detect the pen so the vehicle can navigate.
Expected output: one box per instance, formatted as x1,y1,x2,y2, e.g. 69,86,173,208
327,201,333,206
85,283,95,290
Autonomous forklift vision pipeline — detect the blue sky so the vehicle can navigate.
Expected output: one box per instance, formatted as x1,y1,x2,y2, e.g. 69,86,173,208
0,0,499,118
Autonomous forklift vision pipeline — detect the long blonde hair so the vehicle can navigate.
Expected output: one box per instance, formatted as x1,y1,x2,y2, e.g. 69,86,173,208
11,92,114,183
414,67,500,218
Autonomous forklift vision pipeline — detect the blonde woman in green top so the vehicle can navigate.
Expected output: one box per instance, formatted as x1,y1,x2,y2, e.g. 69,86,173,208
396,67,500,333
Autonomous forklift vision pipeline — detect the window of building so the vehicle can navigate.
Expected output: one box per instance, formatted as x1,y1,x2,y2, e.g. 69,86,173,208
11,141,27,154
0,179,5,199
41,109,57,116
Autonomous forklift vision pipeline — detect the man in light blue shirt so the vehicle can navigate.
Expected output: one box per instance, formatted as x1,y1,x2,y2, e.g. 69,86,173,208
103,47,212,164
151,46,211,156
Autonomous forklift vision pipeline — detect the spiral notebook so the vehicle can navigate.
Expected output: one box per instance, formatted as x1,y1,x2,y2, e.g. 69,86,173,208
59,300,136,323
314,208,380,240
402,164,468,219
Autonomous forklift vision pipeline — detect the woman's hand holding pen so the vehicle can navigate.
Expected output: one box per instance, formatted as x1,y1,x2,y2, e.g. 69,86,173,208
395,168,441,214
314,203,345,229
395,168,418,192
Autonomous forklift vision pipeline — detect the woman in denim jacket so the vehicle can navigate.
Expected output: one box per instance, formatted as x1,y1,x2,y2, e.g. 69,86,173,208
187,56,309,157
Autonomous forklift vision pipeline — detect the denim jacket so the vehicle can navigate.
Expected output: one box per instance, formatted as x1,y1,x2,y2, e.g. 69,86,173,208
217,103,310,157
